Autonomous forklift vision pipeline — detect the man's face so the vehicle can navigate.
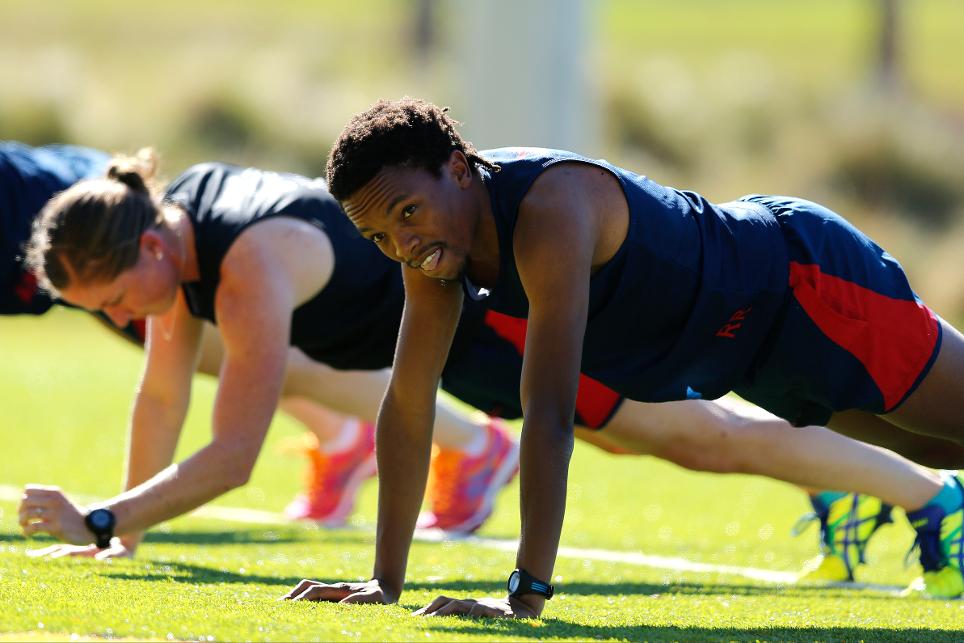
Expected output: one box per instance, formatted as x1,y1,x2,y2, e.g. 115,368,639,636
343,157,476,282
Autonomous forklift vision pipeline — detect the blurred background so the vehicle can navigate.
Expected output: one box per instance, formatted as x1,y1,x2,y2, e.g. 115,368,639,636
1,1,961,585
2,0,962,319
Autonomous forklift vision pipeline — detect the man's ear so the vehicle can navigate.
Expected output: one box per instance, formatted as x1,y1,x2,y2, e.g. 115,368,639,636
447,150,472,188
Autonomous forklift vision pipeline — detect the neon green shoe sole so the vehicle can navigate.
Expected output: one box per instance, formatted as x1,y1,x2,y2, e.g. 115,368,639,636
921,567,964,599
797,554,851,584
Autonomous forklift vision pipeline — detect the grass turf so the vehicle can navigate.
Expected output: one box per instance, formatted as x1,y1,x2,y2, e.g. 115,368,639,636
2,309,963,641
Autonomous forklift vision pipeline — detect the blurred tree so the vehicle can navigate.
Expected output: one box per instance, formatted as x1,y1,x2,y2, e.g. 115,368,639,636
412,0,436,65
875,0,901,94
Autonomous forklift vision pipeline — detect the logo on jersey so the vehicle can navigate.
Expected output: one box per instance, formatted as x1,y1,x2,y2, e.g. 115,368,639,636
716,306,753,339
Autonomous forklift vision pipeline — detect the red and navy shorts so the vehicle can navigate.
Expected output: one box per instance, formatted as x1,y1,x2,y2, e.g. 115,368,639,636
733,195,942,427
440,310,624,429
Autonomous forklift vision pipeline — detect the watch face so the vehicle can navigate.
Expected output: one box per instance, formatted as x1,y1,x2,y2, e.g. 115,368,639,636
508,571,520,593
89,510,111,529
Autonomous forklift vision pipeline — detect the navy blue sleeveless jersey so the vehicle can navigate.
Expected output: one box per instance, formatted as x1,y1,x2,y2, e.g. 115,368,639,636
464,147,790,404
1,143,109,314
165,162,412,370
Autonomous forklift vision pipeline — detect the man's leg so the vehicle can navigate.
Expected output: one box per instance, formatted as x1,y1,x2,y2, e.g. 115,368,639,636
591,397,955,584
884,318,964,444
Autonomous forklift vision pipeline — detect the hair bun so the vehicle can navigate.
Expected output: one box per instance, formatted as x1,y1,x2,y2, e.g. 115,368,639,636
105,148,158,194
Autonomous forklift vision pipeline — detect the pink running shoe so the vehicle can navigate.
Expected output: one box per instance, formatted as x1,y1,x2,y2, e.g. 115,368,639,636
284,419,377,527
417,418,520,534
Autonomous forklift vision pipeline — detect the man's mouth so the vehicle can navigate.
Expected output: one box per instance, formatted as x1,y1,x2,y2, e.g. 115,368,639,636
412,246,442,272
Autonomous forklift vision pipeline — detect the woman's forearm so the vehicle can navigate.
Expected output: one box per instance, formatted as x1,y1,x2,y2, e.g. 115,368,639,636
106,436,260,535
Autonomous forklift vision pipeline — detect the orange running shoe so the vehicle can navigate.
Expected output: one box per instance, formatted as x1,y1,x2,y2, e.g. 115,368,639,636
284,419,377,527
417,418,520,534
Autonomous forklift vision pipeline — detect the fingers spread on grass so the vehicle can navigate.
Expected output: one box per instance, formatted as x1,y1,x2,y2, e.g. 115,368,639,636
94,545,132,560
59,545,102,558
466,601,504,618
280,579,324,600
25,544,65,558
437,599,481,617
413,595,457,616
338,588,387,605
295,585,352,602
283,580,359,602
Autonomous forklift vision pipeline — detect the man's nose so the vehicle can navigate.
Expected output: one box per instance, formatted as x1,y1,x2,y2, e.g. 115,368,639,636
392,230,420,263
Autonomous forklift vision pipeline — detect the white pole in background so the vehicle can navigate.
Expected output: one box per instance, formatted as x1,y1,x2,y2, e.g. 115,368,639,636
449,0,597,155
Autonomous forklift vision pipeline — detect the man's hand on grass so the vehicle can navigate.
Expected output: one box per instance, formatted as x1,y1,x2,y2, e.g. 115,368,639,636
281,578,398,605
413,595,541,619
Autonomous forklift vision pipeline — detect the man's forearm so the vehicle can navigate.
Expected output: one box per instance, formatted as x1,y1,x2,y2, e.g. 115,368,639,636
371,392,435,597
515,417,574,608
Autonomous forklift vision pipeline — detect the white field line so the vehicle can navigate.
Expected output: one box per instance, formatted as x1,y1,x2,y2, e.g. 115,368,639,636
0,484,904,593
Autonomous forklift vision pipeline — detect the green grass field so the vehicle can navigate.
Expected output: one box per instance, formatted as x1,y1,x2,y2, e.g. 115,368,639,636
2,310,963,641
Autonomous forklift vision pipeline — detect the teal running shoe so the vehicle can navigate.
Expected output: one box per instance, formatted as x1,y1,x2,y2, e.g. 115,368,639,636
905,472,964,599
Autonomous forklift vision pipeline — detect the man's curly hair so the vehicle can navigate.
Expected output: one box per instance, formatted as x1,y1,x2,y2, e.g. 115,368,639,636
326,97,499,202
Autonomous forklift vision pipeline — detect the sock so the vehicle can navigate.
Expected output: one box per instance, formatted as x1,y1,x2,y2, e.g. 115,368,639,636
317,418,363,454
925,472,964,514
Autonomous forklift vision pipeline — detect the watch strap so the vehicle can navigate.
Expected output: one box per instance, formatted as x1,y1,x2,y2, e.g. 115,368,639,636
508,568,554,599
84,508,116,549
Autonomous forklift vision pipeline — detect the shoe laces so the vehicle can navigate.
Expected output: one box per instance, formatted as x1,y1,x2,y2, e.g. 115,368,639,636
905,530,946,572
792,510,835,556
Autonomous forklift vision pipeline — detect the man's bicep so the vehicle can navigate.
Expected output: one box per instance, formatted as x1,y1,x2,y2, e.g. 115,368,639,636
514,206,594,420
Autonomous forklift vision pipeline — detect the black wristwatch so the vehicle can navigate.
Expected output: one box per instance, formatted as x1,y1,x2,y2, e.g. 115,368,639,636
84,508,116,549
507,568,554,599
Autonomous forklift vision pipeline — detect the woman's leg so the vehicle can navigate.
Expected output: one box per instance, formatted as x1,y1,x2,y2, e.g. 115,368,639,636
197,325,516,531
197,325,490,450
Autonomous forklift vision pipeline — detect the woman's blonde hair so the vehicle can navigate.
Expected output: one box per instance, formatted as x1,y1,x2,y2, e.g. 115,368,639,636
26,148,163,296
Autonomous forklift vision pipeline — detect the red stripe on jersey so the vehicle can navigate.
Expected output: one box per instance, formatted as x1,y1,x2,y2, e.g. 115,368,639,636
788,262,939,410
483,310,622,429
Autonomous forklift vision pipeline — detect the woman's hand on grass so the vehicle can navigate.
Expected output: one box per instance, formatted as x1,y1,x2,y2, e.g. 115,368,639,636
26,538,134,560
281,578,398,604
18,485,90,545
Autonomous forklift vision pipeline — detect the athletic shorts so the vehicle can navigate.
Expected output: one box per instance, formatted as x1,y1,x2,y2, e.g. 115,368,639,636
733,195,942,427
441,310,624,429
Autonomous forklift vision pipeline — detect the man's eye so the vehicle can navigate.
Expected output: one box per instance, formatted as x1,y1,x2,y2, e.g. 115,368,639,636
402,204,416,219
371,233,385,243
